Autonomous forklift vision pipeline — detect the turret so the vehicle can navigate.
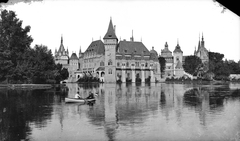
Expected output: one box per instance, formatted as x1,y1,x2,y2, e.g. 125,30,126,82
103,18,118,83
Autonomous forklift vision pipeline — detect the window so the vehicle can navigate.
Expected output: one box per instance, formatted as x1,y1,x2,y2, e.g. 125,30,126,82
108,68,112,74
108,59,112,65
136,62,139,67
126,62,129,67
117,62,120,67
131,64,134,67
145,62,148,67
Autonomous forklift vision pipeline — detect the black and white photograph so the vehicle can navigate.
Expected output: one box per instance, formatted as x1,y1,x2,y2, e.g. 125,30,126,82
0,0,240,140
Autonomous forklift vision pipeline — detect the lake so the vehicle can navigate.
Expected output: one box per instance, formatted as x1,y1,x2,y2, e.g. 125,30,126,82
0,82,240,141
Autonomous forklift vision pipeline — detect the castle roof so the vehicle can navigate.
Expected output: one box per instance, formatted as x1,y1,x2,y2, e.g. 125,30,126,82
85,40,105,55
175,61,183,69
117,40,150,56
161,42,172,53
103,18,118,40
58,36,65,53
150,47,158,61
173,43,183,53
70,53,78,60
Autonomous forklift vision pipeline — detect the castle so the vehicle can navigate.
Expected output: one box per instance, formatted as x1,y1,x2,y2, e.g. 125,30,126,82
54,18,161,83
160,34,209,78
54,19,209,82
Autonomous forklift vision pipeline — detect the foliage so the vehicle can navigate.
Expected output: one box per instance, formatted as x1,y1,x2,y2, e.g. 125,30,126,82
0,9,33,82
225,60,240,74
208,52,233,80
183,55,202,75
158,56,166,75
0,10,68,84
77,74,99,83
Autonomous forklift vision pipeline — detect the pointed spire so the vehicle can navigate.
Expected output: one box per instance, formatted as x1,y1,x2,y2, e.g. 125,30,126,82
103,18,118,40
79,46,82,53
61,34,63,44
174,39,183,53
165,42,168,48
130,30,134,41
198,33,201,50
201,32,205,48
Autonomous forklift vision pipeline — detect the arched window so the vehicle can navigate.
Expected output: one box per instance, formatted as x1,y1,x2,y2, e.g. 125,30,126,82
108,59,112,65
126,62,129,67
145,62,148,67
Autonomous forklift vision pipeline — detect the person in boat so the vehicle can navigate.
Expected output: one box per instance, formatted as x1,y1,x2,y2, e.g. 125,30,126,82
75,92,82,99
86,91,94,99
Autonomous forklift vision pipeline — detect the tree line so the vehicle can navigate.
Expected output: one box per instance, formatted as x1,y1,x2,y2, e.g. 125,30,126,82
0,10,68,84
158,50,240,81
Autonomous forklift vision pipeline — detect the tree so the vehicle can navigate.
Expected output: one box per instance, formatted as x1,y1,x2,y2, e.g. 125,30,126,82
183,55,202,75
226,60,240,74
55,63,69,84
0,10,33,82
158,56,166,77
209,51,231,80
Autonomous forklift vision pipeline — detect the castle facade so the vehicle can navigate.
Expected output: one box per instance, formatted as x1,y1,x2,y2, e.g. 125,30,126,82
55,18,161,83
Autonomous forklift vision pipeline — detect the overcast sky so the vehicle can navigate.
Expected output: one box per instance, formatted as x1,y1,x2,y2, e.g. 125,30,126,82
2,0,240,61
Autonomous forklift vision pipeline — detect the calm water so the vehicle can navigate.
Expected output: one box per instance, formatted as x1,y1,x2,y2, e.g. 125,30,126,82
1,83,240,141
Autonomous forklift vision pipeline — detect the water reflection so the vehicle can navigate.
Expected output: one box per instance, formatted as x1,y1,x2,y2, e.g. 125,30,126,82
1,83,240,141
0,89,60,141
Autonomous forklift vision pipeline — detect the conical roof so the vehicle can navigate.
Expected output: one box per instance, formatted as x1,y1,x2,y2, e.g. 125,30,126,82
103,18,118,40
70,53,78,60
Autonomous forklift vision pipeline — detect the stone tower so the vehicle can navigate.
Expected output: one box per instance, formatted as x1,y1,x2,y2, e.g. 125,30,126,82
173,40,183,76
103,18,118,83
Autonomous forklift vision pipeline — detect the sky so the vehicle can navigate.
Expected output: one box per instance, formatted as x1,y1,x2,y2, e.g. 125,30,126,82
1,0,240,62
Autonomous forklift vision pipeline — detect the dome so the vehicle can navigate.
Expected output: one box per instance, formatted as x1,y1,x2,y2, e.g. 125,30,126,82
173,43,183,53
150,46,158,61
150,46,158,56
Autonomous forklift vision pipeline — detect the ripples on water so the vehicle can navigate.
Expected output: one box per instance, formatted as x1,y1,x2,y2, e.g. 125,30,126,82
0,83,240,141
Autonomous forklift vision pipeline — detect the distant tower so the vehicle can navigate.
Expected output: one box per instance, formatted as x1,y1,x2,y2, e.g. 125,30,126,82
195,33,209,63
173,40,183,76
103,18,118,83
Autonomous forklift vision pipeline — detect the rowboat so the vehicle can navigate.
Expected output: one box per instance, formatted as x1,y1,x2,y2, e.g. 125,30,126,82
65,98,95,103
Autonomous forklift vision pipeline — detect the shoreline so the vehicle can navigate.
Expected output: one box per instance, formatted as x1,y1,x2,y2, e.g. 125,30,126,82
0,84,53,89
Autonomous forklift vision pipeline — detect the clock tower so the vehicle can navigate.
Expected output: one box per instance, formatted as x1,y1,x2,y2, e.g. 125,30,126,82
103,18,118,83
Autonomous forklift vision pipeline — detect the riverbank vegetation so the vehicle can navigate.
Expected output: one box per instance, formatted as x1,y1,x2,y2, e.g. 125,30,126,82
175,52,240,81
0,10,68,84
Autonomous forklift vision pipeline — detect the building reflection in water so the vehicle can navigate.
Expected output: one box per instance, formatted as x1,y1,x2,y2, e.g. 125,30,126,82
63,83,240,141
